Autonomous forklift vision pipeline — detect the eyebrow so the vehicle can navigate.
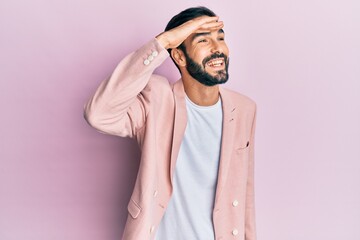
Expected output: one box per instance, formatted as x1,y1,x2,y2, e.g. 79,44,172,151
191,29,225,43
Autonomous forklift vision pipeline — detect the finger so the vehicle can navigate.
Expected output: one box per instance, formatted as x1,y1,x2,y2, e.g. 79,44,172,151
195,22,224,33
196,16,219,25
187,16,220,30
199,21,224,29
180,17,218,32
194,28,223,34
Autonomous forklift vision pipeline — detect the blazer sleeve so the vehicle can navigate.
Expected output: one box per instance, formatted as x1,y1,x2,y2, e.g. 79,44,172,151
83,38,169,138
245,103,257,240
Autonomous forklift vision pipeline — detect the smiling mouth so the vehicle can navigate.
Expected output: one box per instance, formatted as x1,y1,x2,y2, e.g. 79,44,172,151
206,58,225,68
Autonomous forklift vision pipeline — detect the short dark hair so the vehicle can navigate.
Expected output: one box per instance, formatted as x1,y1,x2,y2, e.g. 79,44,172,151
164,7,217,70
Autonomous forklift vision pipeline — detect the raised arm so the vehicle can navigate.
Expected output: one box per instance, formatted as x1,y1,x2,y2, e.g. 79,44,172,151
83,16,224,138
83,39,169,138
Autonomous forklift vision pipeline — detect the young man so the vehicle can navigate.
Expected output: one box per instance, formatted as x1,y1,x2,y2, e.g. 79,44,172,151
84,6,257,240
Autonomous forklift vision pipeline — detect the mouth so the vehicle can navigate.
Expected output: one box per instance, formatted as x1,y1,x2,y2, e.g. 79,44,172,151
206,58,225,69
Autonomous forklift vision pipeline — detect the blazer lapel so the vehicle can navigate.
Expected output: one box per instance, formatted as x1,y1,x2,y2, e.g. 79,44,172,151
169,81,236,203
170,80,187,186
214,87,236,205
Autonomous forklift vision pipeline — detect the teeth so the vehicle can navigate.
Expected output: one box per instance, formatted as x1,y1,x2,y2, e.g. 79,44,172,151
207,59,224,67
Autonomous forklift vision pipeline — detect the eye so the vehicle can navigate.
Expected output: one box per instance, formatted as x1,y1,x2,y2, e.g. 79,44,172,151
198,39,208,43
218,37,225,41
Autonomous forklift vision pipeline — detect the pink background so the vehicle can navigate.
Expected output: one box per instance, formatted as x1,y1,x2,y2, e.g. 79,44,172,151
1,0,359,239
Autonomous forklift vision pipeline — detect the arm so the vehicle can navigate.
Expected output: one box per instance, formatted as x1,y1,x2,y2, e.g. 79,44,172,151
245,104,257,240
84,16,224,138
83,39,169,138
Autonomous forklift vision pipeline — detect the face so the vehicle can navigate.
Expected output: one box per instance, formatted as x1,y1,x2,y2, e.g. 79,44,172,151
182,28,230,86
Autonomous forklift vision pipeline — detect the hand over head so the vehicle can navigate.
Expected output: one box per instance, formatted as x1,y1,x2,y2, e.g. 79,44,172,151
156,16,224,50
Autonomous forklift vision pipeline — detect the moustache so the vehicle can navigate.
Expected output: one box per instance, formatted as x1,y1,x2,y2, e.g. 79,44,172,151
202,53,228,66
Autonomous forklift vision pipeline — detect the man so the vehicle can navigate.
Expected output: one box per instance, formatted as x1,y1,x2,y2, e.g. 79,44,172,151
84,6,257,240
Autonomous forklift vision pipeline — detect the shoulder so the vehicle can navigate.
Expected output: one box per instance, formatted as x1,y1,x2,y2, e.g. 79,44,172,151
141,74,173,99
146,74,171,90
221,87,257,111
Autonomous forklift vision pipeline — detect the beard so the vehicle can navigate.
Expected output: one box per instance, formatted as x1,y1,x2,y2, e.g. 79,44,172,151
183,51,229,87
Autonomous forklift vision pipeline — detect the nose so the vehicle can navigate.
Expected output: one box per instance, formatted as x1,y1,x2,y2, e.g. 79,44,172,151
210,40,223,54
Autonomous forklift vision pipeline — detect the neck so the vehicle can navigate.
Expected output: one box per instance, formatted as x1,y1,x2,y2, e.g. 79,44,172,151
182,74,220,106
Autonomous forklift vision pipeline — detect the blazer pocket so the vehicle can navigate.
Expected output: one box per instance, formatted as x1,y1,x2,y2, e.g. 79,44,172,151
236,140,250,152
127,199,142,219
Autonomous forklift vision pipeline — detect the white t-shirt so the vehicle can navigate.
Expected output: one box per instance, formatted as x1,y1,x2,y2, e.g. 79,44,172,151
155,95,223,240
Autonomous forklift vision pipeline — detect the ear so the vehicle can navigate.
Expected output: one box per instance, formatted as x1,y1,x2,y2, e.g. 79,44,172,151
171,48,186,67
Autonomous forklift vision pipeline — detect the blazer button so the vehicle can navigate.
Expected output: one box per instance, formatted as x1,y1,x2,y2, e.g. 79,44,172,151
232,228,238,236
143,59,150,65
153,190,158,197
150,225,155,233
151,50,158,57
147,55,154,61
232,200,239,207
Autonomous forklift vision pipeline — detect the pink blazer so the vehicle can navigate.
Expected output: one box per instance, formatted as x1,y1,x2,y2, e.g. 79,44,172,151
84,38,257,240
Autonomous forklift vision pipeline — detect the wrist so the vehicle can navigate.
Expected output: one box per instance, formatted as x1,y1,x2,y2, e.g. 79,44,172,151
155,33,169,49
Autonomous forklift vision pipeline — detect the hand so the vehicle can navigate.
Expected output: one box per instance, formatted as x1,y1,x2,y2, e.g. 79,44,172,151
156,16,224,49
